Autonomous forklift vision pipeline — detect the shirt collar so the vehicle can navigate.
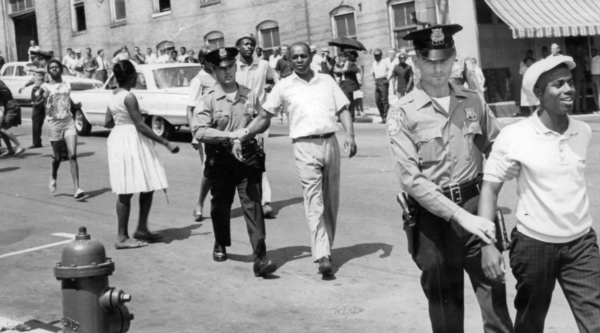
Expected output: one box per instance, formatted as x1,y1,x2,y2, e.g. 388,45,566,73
290,71,320,84
413,82,467,111
531,109,578,137
236,58,258,69
213,83,249,103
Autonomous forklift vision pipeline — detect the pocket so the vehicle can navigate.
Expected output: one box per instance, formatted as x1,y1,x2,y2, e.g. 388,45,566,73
462,121,482,160
410,128,443,166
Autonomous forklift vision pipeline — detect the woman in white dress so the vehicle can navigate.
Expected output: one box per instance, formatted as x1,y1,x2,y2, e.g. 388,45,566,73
42,60,84,199
106,60,179,249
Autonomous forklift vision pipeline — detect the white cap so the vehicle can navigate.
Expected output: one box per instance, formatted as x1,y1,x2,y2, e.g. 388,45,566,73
522,55,575,95
310,45,317,51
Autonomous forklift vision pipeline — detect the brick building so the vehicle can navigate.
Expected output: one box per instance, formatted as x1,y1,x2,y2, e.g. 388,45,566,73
4,0,596,109
1,0,478,108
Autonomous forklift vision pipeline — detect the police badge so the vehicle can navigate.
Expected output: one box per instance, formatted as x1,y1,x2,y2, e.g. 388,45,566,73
219,48,227,58
431,28,445,46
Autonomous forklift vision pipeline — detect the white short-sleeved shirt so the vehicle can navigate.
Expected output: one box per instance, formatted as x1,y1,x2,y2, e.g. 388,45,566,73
262,72,349,139
235,59,276,106
484,111,592,243
372,59,390,79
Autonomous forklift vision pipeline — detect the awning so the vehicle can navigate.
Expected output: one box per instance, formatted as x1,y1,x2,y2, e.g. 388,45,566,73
485,0,600,38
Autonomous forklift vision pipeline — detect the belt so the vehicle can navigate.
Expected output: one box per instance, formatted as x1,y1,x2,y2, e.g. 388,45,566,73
296,132,335,140
375,77,388,80
441,174,482,205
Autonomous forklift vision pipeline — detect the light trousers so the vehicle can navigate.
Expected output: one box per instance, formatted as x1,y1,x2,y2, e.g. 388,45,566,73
292,135,340,260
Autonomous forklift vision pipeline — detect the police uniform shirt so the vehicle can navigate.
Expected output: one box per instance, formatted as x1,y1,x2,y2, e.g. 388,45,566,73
191,83,254,144
386,82,500,221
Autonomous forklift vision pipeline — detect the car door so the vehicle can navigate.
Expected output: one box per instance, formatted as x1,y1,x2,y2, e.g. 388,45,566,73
13,65,33,102
0,65,17,99
134,71,164,118
72,74,116,126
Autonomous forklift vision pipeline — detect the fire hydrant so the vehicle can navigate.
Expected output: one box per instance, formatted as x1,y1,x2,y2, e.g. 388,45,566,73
54,227,134,333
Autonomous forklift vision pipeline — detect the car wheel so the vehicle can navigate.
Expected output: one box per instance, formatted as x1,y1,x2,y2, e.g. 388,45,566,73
149,115,173,139
75,109,92,136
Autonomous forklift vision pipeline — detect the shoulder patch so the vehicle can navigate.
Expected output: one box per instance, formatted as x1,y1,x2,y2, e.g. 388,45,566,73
386,109,406,136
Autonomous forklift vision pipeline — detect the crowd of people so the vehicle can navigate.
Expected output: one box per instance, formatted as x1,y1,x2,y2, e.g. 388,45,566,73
1,25,600,332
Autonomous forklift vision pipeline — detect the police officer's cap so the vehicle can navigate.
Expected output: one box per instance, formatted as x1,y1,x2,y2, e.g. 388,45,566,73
403,24,462,61
32,50,52,60
205,47,239,67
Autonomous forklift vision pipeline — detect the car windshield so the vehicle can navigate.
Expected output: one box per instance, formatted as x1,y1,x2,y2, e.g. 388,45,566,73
153,67,201,89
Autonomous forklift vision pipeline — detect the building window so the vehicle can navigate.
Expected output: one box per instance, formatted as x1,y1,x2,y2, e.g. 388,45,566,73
153,0,171,13
205,31,225,49
110,0,127,24
71,0,86,32
390,0,417,50
257,21,280,59
8,0,35,15
333,12,357,40
200,0,220,7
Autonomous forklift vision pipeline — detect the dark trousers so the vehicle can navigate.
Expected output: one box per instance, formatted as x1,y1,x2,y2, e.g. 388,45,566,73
509,228,600,333
31,106,45,146
374,78,389,120
209,166,266,259
412,207,513,333
96,69,107,84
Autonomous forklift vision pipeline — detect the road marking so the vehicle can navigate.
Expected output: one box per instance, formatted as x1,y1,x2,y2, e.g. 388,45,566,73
0,233,75,259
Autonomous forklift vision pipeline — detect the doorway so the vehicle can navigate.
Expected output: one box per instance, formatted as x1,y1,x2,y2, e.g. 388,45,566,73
13,13,38,61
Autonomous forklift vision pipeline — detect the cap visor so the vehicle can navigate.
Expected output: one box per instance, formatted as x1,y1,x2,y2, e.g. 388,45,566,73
418,48,455,61
217,59,236,67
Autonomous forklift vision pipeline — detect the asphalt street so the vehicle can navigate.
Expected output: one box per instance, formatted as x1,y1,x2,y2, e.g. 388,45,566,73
1,107,600,332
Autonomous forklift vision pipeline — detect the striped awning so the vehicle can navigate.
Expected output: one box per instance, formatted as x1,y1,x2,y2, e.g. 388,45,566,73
485,0,600,38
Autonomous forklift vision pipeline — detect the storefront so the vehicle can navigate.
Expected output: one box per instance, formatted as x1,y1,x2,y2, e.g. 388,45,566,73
478,0,600,112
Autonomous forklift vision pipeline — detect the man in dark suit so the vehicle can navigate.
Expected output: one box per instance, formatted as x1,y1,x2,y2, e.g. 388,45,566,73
334,50,360,120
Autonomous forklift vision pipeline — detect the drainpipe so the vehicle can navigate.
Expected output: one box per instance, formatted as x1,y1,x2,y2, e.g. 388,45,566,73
53,0,63,59
303,0,311,43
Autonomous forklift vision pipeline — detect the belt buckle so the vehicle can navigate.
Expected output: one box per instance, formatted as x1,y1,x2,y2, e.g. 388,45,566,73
449,183,462,204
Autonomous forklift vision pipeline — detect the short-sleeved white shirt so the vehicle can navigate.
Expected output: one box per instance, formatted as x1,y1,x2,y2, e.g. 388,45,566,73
484,111,592,243
262,72,349,139
187,69,216,107
235,59,275,106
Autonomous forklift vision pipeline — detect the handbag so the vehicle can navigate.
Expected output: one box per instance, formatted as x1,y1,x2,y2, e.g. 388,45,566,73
241,139,266,172
3,100,21,127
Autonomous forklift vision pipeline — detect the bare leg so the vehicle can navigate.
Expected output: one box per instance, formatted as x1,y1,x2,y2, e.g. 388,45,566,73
137,191,154,233
50,140,62,180
64,134,80,191
0,129,20,148
117,193,133,242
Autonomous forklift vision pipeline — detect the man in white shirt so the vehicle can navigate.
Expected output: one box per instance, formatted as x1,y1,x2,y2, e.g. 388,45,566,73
548,43,561,57
28,40,39,62
371,49,390,122
95,49,107,83
156,49,170,64
591,48,600,110
235,35,278,217
479,55,600,333
238,42,357,276
309,45,323,73
62,48,76,75
186,46,217,222
145,47,157,65
268,47,281,70
177,47,188,63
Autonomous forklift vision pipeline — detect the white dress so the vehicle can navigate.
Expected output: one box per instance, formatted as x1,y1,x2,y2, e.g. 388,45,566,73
107,90,168,194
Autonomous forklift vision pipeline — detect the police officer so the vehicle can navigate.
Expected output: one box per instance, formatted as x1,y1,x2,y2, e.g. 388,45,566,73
190,47,277,277
387,24,516,332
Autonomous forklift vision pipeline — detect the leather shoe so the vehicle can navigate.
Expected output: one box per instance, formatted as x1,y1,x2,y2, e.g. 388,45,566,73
213,243,227,262
253,257,277,277
28,144,42,149
318,256,332,274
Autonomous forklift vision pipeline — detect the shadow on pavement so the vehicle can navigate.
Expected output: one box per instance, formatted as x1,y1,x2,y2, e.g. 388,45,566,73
330,242,394,273
11,152,41,159
499,206,512,214
230,196,304,219
77,151,95,158
158,224,209,244
85,187,112,199
0,166,20,173
22,319,61,332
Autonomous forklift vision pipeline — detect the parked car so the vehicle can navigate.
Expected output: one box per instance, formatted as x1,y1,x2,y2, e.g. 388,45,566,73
0,61,103,105
70,63,201,138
